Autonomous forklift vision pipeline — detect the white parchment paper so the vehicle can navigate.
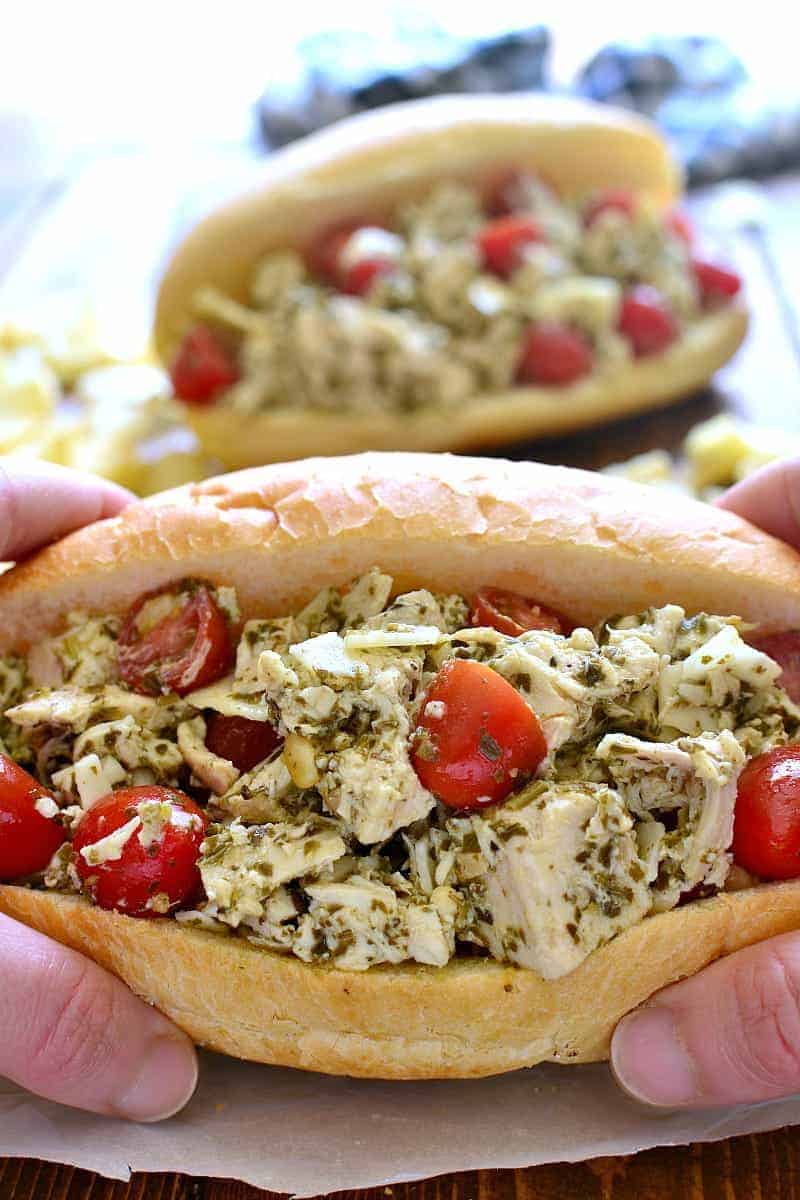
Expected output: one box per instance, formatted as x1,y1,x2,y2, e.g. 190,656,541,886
2,1053,800,1195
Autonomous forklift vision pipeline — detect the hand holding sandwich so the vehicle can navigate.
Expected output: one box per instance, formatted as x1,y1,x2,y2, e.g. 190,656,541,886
613,457,800,1109
0,460,198,1121
4,455,800,1119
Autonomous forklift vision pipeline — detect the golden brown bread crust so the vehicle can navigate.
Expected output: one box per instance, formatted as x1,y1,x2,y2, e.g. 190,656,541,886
2,452,800,1078
151,94,735,466
3,883,800,1078
1,453,800,651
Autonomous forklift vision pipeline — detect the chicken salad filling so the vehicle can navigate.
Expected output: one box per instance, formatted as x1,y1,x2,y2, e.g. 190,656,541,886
168,175,742,416
0,570,796,978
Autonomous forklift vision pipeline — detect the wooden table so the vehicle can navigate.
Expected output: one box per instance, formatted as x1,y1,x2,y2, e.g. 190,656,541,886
1,156,800,1199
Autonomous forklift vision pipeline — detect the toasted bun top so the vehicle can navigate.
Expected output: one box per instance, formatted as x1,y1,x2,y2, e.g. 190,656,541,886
0,453,798,651
154,94,681,361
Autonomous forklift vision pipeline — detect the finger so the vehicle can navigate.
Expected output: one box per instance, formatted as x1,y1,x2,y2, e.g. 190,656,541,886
0,459,133,561
611,932,800,1108
0,914,197,1121
718,457,800,550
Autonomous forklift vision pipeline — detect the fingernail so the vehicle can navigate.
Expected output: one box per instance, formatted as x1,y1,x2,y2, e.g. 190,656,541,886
116,1036,198,1123
611,1006,697,1107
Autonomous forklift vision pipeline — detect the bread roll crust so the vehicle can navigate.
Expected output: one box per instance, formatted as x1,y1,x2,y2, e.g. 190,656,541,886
1,453,799,650
1,452,799,1078
2,882,800,1078
152,94,744,467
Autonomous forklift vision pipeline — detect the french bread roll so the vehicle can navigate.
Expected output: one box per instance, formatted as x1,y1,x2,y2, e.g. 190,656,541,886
1,452,798,1078
153,95,747,468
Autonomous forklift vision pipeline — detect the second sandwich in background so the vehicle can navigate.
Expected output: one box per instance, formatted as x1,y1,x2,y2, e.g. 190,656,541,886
155,94,747,468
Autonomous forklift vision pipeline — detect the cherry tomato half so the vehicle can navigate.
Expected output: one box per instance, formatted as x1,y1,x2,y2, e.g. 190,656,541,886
341,257,395,296
583,189,636,227
311,222,396,295
516,322,594,386
118,582,233,697
0,755,66,882
733,746,800,880
169,325,239,406
411,659,546,809
618,286,679,357
477,215,545,278
205,714,283,773
471,588,568,637
748,632,800,704
311,223,363,283
691,258,742,308
73,785,208,917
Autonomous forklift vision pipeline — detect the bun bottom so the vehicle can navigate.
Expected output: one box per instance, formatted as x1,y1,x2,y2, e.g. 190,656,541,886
2,880,799,1078
186,307,747,469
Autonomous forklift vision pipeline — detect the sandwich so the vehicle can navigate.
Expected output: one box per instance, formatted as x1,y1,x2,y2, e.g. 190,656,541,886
0,452,797,1079
154,95,747,468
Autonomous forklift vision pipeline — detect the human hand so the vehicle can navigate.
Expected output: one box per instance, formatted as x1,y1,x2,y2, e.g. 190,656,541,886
612,457,800,1108
0,460,198,1121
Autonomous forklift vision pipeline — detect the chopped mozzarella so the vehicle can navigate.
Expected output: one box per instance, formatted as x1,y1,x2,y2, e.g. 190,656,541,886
200,819,346,924
185,676,272,722
34,794,60,820
289,632,368,680
343,624,447,651
52,752,126,810
79,815,141,866
339,228,404,270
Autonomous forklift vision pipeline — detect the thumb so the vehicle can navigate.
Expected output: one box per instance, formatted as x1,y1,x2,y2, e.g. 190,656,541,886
0,459,133,561
611,932,800,1108
0,914,198,1121
717,456,800,549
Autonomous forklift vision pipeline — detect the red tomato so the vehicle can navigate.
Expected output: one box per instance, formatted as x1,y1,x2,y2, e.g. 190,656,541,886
477,215,545,278
583,189,636,227
618,286,679,357
341,257,395,296
691,258,742,308
733,747,800,880
205,714,283,772
118,582,233,698
516,322,594,386
169,325,239,406
748,632,800,704
311,223,363,282
665,210,694,245
471,588,568,637
411,659,546,809
0,755,66,882
73,786,208,917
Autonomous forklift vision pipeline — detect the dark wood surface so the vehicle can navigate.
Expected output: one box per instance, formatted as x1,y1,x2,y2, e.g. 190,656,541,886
1,159,800,1198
